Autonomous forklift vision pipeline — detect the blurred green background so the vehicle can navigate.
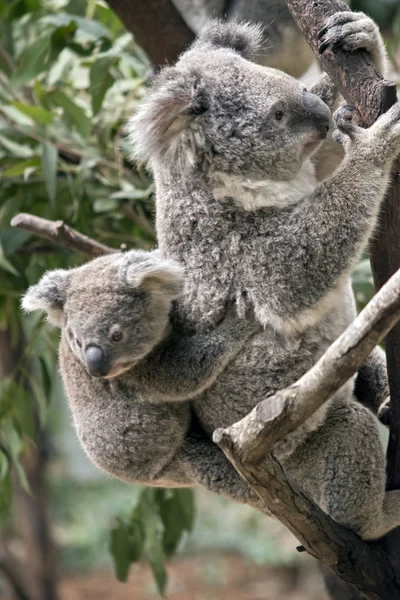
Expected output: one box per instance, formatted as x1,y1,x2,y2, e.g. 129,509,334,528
0,1,396,598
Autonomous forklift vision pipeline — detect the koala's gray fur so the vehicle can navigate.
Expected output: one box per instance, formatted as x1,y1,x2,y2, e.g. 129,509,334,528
171,0,315,77
22,250,260,504
128,16,399,540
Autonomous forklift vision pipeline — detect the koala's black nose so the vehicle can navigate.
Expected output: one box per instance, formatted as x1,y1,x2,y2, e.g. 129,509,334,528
85,345,109,377
302,91,331,137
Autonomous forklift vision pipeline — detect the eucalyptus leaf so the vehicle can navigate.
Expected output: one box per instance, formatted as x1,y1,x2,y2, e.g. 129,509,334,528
49,90,91,138
89,57,117,115
0,134,34,158
11,101,54,125
41,142,58,204
11,34,52,87
109,519,133,582
2,157,41,178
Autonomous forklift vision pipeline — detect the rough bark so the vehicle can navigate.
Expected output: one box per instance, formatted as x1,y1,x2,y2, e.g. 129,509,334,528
106,0,194,68
319,564,365,600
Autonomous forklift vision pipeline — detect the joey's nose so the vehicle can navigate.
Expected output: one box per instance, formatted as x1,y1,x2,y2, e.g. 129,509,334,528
302,91,331,137
85,345,109,377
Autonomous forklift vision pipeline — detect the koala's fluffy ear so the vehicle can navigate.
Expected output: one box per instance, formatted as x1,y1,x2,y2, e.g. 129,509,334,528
126,258,185,301
127,67,207,164
21,269,71,327
195,20,264,60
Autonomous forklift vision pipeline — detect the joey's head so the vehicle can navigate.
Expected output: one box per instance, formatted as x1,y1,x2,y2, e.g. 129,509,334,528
129,20,331,182
22,251,184,379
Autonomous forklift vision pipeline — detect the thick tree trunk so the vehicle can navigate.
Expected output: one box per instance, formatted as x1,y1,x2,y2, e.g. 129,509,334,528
106,0,194,68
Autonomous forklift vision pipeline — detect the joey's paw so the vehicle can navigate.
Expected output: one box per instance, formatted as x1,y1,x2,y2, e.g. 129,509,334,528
332,105,362,146
318,11,385,72
378,397,391,428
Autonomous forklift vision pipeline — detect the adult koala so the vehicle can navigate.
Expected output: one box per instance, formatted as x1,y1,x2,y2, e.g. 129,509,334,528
129,15,400,540
171,0,315,77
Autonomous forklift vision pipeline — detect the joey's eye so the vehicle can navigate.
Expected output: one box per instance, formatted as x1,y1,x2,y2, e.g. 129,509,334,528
111,330,123,343
275,110,284,121
76,338,82,348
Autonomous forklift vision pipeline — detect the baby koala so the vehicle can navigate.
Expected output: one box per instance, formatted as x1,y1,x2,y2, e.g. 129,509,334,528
22,250,259,501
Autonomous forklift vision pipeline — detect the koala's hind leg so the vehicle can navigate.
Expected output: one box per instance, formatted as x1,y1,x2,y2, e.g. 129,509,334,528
285,399,400,540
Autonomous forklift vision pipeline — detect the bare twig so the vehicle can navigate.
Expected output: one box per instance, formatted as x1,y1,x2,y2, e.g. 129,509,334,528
10,213,117,256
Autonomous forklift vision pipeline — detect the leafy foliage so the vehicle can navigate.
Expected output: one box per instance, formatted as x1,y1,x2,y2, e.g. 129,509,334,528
109,489,195,594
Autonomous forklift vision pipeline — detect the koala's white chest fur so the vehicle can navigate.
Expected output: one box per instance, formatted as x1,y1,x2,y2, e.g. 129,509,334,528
212,159,317,210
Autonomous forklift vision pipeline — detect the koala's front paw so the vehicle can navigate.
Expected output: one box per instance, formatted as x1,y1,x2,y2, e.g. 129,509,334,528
333,101,400,164
317,11,386,73
378,397,391,428
332,105,362,147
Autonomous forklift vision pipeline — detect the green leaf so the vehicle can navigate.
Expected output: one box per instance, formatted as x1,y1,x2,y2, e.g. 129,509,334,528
176,489,195,532
11,101,54,125
93,198,118,213
11,34,52,87
158,489,194,557
2,156,41,177
49,90,91,138
0,241,19,276
109,519,133,582
42,14,111,39
0,134,34,158
89,57,117,115
41,142,58,204
49,20,78,63
0,477,12,523
0,47,14,77
0,446,11,481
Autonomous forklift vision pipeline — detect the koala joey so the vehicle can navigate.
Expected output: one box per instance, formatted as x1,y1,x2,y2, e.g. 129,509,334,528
22,250,262,504
129,16,398,540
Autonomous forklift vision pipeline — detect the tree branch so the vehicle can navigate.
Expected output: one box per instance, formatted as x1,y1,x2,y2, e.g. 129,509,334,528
10,213,117,256
214,266,400,462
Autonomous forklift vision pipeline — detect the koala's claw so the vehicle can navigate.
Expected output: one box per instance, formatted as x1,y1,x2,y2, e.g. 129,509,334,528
317,11,384,71
333,105,360,143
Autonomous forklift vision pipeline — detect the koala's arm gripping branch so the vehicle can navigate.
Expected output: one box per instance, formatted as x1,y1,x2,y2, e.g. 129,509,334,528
284,0,396,127
10,213,117,256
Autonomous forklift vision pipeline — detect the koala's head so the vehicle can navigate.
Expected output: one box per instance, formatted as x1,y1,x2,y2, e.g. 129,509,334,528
129,20,331,182
22,251,184,379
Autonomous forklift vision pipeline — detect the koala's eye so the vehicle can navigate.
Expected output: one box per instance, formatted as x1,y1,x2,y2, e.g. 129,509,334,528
275,111,284,122
111,330,123,343
76,338,82,348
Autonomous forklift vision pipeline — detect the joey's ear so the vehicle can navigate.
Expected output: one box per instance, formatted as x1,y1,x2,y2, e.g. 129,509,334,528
195,19,264,60
21,269,71,327
127,66,207,164
126,258,185,301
